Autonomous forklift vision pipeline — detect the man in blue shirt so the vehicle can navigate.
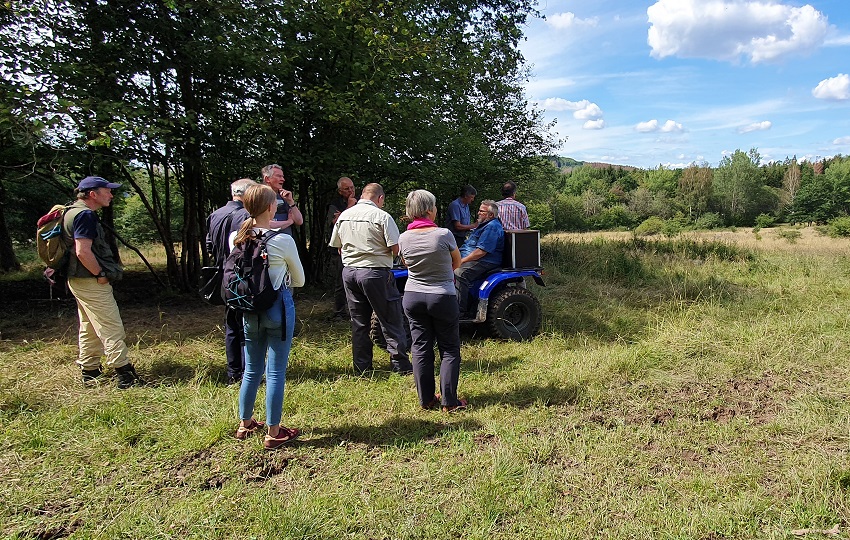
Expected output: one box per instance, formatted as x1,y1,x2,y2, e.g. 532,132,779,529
455,200,504,316
261,164,303,236
445,184,477,247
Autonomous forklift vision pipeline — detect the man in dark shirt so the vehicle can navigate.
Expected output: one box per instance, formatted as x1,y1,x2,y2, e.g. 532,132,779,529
261,164,303,235
205,178,254,384
325,176,356,320
63,176,144,389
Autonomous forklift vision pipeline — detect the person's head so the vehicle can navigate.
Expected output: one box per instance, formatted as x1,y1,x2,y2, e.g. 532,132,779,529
75,176,121,210
501,181,517,198
477,199,499,223
460,185,477,205
405,189,437,221
230,178,256,201
337,176,355,199
234,184,277,245
361,183,385,207
261,164,284,190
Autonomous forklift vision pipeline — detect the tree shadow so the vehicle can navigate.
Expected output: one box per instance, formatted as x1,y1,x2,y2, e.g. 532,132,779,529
464,354,523,373
304,416,483,448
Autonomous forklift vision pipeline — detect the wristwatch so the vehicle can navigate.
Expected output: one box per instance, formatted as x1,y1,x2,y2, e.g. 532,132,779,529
289,202,298,208
97,270,107,278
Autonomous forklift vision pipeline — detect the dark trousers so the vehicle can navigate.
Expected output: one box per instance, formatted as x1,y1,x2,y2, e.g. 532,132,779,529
225,306,245,379
403,291,462,407
342,267,410,373
328,249,349,318
454,259,500,314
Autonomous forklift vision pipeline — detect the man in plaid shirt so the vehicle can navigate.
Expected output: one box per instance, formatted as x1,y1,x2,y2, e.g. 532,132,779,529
496,181,529,231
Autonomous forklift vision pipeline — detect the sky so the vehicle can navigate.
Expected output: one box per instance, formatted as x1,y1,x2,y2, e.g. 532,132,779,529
519,0,850,169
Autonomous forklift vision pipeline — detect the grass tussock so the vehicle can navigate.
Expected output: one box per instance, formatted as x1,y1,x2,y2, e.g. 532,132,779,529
2,234,850,539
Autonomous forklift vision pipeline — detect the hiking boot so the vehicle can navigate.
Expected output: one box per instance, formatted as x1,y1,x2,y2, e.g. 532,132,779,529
116,364,145,389
81,367,103,384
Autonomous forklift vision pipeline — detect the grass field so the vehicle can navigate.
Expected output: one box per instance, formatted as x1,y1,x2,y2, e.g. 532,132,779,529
1,228,849,539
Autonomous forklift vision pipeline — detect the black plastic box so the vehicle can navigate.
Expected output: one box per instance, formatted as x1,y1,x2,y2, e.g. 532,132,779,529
502,230,540,268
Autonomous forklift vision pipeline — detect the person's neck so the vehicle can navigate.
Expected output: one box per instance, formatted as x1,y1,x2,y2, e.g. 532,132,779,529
253,216,272,229
82,198,101,211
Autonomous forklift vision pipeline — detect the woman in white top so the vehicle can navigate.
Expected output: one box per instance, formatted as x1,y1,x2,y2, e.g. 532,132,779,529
230,184,305,450
397,189,467,412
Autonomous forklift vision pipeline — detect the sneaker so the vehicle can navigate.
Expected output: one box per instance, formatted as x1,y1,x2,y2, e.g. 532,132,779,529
263,426,301,450
235,418,266,440
116,364,145,389
81,367,103,383
442,398,468,413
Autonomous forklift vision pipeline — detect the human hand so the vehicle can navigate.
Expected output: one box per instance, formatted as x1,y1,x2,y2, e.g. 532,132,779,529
279,189,295,205
347,196,356,208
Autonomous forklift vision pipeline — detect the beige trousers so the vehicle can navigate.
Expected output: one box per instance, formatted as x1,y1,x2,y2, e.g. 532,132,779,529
67,277,129,370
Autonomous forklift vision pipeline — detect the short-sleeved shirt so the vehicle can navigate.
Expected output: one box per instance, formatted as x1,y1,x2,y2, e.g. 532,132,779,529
459,218,504,266
273,195,294,236
398,228,457,295
445,197,471,244
496,197,529,230
328,199,399,268
72,209,99,240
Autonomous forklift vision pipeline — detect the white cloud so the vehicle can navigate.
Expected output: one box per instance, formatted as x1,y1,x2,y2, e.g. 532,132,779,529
738,121,773,133
584,119,606,130
812,74,850,100
574,102,603,120
635,119,684,133
547,12,599,30
636,119,659,133
834,136,850,145
647,0,829,64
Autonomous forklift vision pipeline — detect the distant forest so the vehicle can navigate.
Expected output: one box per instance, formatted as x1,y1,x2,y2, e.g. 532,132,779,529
524,149,850,234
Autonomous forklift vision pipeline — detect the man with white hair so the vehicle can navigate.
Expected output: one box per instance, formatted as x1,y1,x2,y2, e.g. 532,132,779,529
261,164,303,235
205,177,255,384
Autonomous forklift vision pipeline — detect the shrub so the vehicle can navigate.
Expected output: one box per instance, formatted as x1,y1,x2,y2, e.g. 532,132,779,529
754,213,776,228
634,216,665,236
776,228,802,243
594,205,637,230
527,201,555,233
693,212,723,230
828,216,850,237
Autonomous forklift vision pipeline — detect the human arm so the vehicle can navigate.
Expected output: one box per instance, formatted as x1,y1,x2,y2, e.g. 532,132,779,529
450,248,462,270
75,238,109,284
460,247,487,264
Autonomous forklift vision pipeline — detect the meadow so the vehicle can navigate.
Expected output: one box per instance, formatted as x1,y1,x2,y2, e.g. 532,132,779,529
1,228,849,539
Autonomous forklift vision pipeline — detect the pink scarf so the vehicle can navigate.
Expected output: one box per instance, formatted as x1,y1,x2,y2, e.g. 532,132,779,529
406,218,437,230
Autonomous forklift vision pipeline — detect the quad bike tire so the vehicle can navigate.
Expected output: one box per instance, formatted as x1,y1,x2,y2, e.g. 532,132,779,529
487,287,542,340
369,312,412,351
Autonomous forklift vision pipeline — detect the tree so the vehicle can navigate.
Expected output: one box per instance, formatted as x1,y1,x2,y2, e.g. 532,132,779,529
678,164,713,219
712,149,765,224
781,157,802,211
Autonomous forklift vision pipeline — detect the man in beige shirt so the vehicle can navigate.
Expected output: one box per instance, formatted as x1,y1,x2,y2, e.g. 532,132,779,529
329,183,411,375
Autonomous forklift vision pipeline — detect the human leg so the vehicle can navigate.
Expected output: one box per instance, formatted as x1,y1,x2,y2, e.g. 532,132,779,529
239,312,267,422
263,289,295,428
431,294,462,407
361,269,411,371
454,260,498,315
342,267,374,373
224,306,245,382
68,277,129,369
403,292,436,406
330,249,349,319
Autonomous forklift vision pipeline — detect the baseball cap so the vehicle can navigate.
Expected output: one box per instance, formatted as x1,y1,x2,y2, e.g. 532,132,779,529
77,176,122,190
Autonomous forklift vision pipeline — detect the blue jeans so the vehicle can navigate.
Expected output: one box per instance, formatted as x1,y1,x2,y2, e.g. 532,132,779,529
239,288,295,427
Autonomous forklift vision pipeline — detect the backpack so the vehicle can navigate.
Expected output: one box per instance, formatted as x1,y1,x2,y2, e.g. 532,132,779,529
221,230,282,312
36,204,72,270
199,209,239,305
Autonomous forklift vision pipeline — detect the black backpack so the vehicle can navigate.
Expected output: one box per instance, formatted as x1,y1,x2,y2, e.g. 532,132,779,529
221,230,282,312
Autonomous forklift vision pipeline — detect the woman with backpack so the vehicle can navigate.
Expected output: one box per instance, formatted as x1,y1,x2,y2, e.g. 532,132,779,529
229,183,305,450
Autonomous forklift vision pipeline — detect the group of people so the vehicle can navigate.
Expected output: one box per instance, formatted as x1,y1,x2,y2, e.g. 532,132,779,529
62,168,528,451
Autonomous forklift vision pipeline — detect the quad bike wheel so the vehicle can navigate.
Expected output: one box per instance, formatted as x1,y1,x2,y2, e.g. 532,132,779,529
487,287,542,340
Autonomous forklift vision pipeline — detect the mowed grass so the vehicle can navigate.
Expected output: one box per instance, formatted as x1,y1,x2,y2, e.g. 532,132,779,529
2,230,849,539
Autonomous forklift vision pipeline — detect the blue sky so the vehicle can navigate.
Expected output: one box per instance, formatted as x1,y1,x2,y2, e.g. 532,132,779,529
519,0,850,169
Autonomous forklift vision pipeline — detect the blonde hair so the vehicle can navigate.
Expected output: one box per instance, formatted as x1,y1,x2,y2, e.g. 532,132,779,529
233,184,277,246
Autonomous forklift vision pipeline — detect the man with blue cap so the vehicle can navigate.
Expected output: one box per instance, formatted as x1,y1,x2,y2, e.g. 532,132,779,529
62,176,144,388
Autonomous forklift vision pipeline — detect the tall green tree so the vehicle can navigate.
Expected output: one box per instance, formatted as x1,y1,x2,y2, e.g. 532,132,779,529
712,149,765,224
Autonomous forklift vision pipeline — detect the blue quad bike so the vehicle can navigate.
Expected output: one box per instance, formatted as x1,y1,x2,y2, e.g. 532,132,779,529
370,264,545,343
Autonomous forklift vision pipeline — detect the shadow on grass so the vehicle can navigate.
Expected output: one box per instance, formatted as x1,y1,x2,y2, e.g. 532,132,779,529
306,416,483,448
470,381,584,409
466,354,523,373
